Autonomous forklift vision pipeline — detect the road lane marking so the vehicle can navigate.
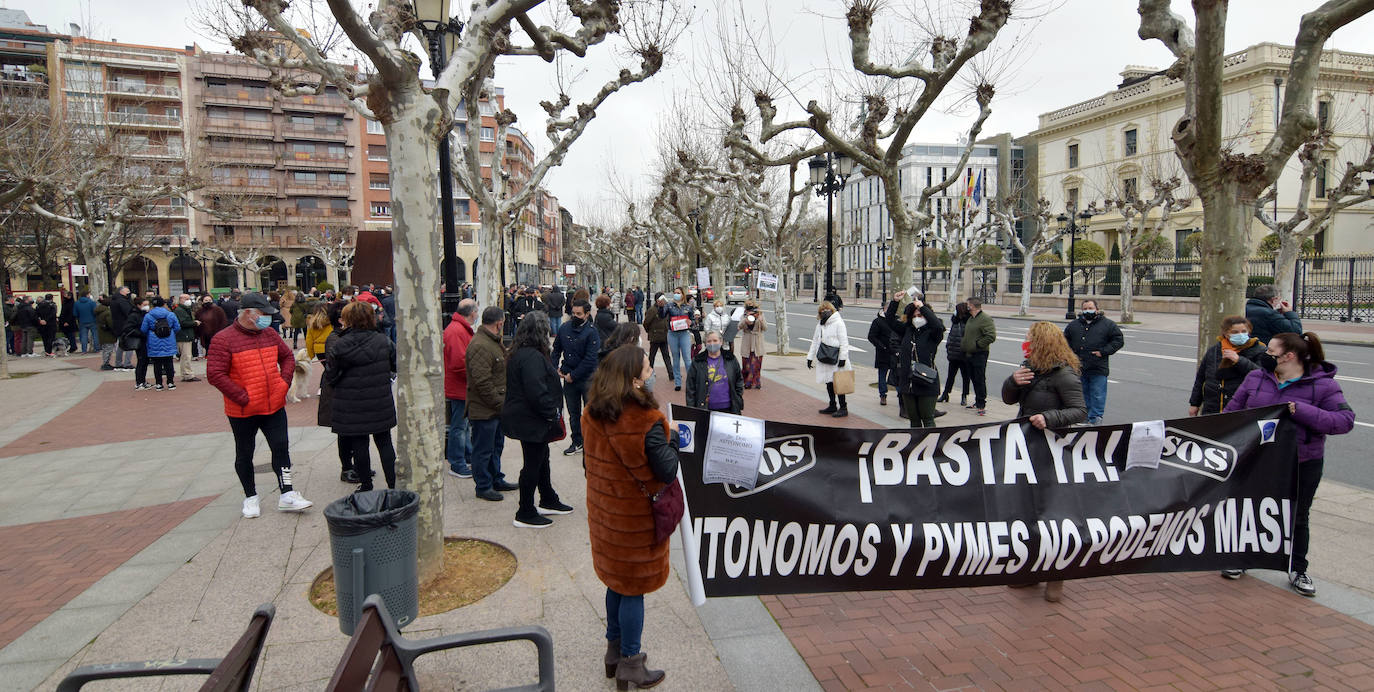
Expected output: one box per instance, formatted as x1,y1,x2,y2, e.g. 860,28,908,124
989,358,1117,383
1354,421,1374,429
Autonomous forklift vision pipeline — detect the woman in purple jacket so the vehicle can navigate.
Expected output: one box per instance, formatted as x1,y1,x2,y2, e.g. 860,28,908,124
1222,332,1355,596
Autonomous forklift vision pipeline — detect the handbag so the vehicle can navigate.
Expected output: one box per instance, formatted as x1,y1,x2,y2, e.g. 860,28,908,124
832,369,855,395
910,361,938,385
669,315,691,331
546,414,567,443
637,477,684,543
815,342,840,365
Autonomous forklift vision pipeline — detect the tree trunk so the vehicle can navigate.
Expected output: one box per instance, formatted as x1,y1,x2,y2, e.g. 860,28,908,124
769,248,790,356
1273,233,1303,306
80,235,110,304
385,100,446,583
1119,251,1136,323
478,209,502,309
1018,254,1035,315
1195,187,1255,357
946,257,963,312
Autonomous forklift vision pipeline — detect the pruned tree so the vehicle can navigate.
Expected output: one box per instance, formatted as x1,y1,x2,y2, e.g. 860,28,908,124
207,0,683,580
1101,176,1192,322
726,0,1014,305
1137,0,1374,354
1256,135,1374,303
302,225,358,288
932,206,1000,310
207,237,268,289
991,196,1062,315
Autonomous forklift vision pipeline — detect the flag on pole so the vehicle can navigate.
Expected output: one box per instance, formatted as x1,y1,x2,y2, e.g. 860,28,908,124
972,169,984,207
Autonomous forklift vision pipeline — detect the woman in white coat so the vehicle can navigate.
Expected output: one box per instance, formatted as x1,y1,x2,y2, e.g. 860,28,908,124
703,299,732,352
806,300,852,418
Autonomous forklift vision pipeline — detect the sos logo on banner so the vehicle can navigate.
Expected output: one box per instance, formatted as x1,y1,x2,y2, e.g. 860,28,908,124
1158,427,1239,482
723,434,817,499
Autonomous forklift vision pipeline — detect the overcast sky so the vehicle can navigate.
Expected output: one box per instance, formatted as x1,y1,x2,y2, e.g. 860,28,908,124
17,0,1374,219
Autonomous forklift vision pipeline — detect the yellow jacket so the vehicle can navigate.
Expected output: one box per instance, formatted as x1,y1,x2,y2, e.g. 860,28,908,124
305,324,332,359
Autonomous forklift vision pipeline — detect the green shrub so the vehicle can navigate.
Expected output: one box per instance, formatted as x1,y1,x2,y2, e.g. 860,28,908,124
315,280,334,291
1072,240,1106,264
972,244,1004,265
1258,233,1316,255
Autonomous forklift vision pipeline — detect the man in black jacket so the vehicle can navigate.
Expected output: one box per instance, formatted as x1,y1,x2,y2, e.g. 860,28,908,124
34,294,59,356
1245,284,1302,344
542,287,565,330
866,294,902,407
551,300,601,455
111,287,135,369
12,296,37,357
1063,299,1124,425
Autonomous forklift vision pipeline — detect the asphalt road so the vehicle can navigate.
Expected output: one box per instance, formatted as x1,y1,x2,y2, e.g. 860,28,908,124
763,303,1374,492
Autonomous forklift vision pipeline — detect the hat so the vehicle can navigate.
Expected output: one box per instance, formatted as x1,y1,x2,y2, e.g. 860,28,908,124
240,292,278,314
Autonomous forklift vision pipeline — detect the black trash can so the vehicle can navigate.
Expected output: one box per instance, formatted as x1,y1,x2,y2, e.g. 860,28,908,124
323,489,419,634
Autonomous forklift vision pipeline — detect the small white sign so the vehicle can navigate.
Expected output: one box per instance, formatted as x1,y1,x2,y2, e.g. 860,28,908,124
695,267,711,290
564,264,577,275
756,271,778,292
702,412,766,489
1125,420,1166,471
69,264,88,277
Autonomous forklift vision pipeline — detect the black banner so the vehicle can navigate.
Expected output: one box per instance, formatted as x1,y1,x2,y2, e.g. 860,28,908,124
671,405,1297,597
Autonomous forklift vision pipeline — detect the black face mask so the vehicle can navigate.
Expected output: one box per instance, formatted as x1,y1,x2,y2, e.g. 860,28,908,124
820,310,833,323
1257,352,1279,373
571,315,586,327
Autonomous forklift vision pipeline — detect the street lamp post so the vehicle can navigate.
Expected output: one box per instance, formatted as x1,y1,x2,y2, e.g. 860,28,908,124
919,234,929,294
878,240,889,298
644,240,651,302
414,0,463,317
809,152,854,305
190,239,201,293
1057,208,1095,319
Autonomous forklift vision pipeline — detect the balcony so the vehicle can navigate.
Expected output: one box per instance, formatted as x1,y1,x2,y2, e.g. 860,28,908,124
287,92,349,113
107,112,183,129
210,176,277,192
127,144,186,159
282,152,349,169
220,208,280,224
283,207,352,222
61,45,180,71
107,81,181,99
283,122,349,141
203,87,271,107
203,117,274,137
205,147,276,164
285,181,351,196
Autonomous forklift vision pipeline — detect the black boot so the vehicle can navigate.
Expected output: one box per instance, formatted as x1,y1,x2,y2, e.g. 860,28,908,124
615,652,665,690
605,639,620,678
820,383,838,414
833,395,848,418
937,393,949,403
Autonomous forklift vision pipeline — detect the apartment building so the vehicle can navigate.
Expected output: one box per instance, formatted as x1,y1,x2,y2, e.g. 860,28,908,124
536,188,561,285
187,47,362,291
1031,43,1374,258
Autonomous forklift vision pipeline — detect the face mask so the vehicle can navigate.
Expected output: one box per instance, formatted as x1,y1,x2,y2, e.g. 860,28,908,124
183,300,193,307
255,315,273,329
1021,341,1032,358
1257,352,1279,373
1227,333,1250,346
673,293,683,301
706,343,722,354
1081,310,1096,319
820,310,833,321
715,307,724,315
910,317,927,329
642,371,656,392
141,305,150,312
572,315,586,326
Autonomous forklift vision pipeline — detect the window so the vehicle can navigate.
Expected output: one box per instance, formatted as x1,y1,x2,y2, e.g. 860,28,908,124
366,119,384,135
242,83,267,98
369,174,390,190
290,114,314,125
244,109,268,122
480,127,495,141
64,65,101,92
1123,177,1138,201
166,106,180,119
1067,188,1080,212
329,172,346,185
1317,100,1331,130
371,202,391,217
293,171,317,183
247,168,270,182
206,77,228,89
368,145,387,161
1067,143,1079,169
295,198,319,210
1124,129,1137,156
1316,159,1329,199
327,144,345,158
457,199,470,216
207,106,232,119
329,199,348,211
291,142,316,153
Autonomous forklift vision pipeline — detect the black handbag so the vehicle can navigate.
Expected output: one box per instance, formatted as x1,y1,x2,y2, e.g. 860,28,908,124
910,361,938,385
815,342,840,365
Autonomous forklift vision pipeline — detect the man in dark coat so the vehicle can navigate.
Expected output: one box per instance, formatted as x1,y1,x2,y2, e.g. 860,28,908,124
466,306,517,501
111,287,135,368
12,296,37,357
866,295,902,407
34,294,59,356
1062,299,1124,425
1245,284,1302,344
542,287,565,330
551,299,601,456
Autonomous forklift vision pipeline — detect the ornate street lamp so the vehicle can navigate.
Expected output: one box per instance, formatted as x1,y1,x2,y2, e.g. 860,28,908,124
412,0,463,316
809,152,853,305
1057,207,1095,319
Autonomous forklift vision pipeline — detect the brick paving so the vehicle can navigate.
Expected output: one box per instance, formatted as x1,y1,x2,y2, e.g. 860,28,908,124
0,496,214,649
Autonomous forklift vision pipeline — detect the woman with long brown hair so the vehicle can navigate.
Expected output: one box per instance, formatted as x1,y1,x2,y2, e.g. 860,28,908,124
1002,321,1086,602
323,301,397,490
583,345,679,690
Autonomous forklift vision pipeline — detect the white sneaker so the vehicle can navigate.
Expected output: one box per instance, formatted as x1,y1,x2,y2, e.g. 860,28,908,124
242,495,261,518
277,490,313,512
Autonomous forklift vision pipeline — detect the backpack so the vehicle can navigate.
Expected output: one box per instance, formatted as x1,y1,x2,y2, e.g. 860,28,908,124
154,316,172,338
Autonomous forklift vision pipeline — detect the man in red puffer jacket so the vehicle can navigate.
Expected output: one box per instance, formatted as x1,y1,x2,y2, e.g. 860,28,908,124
208,292,313,519
443,299,478,479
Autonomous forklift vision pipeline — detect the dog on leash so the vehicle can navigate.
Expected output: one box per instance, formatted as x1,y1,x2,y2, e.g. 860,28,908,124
289,349,313,403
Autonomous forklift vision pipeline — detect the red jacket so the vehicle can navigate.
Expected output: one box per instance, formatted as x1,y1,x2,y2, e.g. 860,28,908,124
443,312,475,400
207,320,294,418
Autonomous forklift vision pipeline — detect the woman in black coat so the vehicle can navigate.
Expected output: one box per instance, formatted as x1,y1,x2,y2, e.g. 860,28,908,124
866,293,903,407
502,311,573,528
324,301,397,491
939,302,972,406
893,297,946,427
594,294,618,356
1189,315,1266,416
58,291,78,355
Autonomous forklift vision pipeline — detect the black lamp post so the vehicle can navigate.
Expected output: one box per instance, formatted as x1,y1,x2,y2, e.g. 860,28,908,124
1057,208,1095,319
644,239,651,302
919,233,929,294
878,240,889,299
809,152,853,304
190,238,201,293
413,0,463,316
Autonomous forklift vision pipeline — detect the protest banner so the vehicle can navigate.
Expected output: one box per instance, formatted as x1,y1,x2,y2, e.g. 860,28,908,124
670,404,1295,597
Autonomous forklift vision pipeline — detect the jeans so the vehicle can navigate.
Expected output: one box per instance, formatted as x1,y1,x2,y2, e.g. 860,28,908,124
78,323,96,352
469,417,507,493
966,351,989,409
517,440,559,515
340,431,397,490
1292,458,1324,573
151,355,174,386
114,342,133,367
876,367,890,397
549,314,562,332
605,588,646,657
667,331,692,386
563,377,589,446
446,398,471,474
1081,373,1108,423
100,343,115,366
227,408,292,497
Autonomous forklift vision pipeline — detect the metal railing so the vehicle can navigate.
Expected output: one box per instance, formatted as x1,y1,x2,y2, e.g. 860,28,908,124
108,111,182,127
106,81,181,98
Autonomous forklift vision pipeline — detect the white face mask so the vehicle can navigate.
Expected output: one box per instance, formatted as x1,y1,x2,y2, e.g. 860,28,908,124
715,307,724,315
911,317,927,329
183,300,193,307
140,305,151,312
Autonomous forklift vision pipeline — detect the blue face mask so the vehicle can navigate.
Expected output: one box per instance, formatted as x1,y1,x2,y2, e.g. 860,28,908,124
255,315,273,329
1228,333,1250,346
706,343,722,354
673,293,683,301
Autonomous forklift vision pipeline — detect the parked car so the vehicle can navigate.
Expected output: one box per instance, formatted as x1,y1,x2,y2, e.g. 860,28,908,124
725,286,748,304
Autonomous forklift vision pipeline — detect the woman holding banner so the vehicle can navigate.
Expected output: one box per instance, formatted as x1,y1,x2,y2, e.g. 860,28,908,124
583,345,680,690
1002,321,1086,602
1188,315,1265,416
807,300,852,418
1223,332,1354,596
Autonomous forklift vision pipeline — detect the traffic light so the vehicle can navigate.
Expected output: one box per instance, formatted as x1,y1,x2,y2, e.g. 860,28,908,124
744,266,751,276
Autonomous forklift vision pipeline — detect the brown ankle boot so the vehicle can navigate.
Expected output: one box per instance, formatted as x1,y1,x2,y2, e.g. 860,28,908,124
615,652,665,690
605,639,620,678
1044,580,1064,602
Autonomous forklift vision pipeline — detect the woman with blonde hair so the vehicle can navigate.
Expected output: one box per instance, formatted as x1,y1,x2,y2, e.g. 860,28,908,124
305,303,332,361
806,300,852,417
1002,320,1086,602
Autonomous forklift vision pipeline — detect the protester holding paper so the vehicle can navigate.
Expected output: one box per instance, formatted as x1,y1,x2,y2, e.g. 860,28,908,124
807,300,852,418
1001,321,1086,603
739,299,767,389
686,331,744,415
665,288,694,391
895,295,945,427
1222,331,1354,596
583,346,680,690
